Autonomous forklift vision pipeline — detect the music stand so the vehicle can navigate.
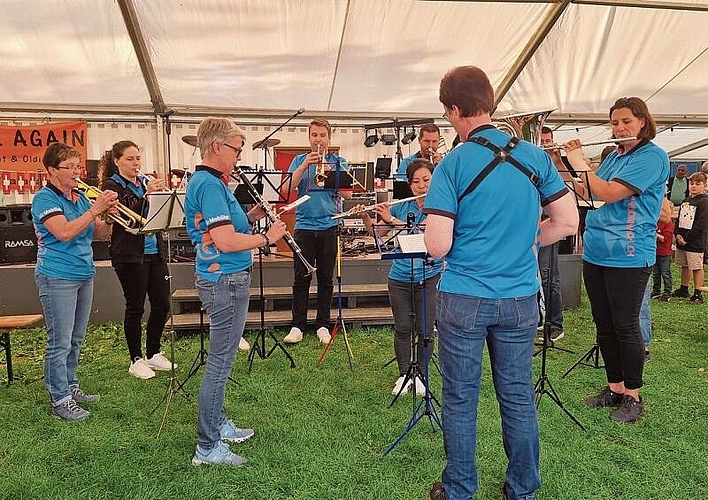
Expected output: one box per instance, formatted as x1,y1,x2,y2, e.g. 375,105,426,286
141,190,189,436
377,229,442,456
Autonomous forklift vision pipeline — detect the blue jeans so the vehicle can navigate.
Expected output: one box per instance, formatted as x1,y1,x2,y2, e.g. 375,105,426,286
652,255,672,295
537,243,563,331
35,272,94,406
639,279,652,348
437,292,540,500
195,271,251,450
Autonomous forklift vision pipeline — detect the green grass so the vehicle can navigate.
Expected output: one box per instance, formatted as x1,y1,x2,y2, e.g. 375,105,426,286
1,282,707,500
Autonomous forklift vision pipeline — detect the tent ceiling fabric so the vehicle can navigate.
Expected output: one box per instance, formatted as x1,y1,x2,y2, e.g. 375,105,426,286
2,0,708,124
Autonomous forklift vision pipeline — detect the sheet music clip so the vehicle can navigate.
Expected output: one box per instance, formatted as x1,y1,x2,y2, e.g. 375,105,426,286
139,190,187,234
373,223,428,261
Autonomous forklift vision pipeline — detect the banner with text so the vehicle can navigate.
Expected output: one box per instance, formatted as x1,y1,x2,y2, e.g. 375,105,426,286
0,121,88,172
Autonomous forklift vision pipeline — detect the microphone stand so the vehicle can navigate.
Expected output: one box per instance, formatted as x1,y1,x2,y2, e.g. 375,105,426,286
252,107,306,153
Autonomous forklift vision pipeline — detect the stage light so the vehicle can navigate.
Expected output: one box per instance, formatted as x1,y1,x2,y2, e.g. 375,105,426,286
380,133,396,146
364,130,379,147
401,128,417,145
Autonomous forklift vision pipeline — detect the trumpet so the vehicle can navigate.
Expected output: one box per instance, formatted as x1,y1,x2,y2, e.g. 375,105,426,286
541,137,637,151
315,143,327,187
231,168,317,276
332,193,426,220
137,169,168,192
75,179,147,230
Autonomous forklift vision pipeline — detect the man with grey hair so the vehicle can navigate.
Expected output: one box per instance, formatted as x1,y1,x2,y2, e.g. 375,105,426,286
185,117,286,466
667,164,689,206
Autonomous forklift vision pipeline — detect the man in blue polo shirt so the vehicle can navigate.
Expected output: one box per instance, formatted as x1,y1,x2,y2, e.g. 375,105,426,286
283,118,350,345
424,66,578,500
396,123,443,180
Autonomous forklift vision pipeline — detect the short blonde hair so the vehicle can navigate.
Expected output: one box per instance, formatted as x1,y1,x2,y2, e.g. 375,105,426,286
197,117,246,158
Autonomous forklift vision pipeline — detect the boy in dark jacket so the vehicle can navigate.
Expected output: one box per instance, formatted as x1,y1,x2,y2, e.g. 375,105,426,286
673,172,708,303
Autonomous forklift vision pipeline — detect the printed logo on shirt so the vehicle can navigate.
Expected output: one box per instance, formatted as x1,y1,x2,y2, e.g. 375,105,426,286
678,203,696,230
39,207,62,219
206,214,231,226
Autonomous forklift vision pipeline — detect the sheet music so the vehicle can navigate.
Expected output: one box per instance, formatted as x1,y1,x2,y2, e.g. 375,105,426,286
396,233,427,254
142,191,186,233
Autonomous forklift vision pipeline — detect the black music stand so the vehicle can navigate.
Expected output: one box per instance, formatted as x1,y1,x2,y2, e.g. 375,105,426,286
560,170,605,378
140,189,190,436
236,170,297,371
377,230,441,456
317,158,354,370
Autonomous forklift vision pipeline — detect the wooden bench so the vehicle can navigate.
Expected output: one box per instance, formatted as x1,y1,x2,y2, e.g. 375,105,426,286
0,314,44,384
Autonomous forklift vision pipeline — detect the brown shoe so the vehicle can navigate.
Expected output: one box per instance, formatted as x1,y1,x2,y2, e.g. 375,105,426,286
429,482,446,500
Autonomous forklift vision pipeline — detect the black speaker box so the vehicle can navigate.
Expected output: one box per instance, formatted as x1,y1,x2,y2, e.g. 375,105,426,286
0,225,38,264
0,205,33,227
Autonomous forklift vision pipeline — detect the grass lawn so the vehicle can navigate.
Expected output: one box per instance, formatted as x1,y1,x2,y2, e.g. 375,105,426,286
1,284,707,499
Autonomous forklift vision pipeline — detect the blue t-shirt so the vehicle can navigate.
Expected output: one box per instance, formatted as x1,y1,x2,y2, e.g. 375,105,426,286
288,153,348,230
583,140,669,268
109,173,158,255
185,166,252,282
423,125,567,299
31,184,96,280
387,200,442,283
396,152,422,181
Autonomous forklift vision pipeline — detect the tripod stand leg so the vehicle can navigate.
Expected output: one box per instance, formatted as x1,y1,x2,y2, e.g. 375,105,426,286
562,344,602,378
535,375,586,431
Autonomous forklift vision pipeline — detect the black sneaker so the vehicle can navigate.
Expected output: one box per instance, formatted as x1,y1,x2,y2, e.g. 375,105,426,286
610,395,644,423
672,288,690,298
690,294,704,304
584,387,624,407
644,350,651,362
660,293,671,302
429,482,446,500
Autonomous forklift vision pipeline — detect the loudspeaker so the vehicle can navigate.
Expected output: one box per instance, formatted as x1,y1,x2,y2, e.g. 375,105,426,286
0,225,37,264
0,205,33,227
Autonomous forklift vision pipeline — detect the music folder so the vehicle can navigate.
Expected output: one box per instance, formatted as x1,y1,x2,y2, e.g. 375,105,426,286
323,170,353,190
140,191,186,234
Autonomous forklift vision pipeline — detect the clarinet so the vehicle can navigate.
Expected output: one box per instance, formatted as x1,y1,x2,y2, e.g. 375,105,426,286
231,168,316,276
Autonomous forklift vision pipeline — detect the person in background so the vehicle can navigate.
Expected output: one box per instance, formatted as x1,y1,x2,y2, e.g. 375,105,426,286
424,65,578,500
651,199,675,302
185,117,286,466
359,159,442,396
667,164,689,206
284,118,350,345
99,141,173,380
396,123,443,180
565,96,669,423
32,142,117,421
672,172,708,303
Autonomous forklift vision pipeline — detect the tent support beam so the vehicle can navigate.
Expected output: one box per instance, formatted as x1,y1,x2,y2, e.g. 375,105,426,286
668,138,708,158
494,0,571,106
573,0,708,13
327,0,352,111
116,0,166,115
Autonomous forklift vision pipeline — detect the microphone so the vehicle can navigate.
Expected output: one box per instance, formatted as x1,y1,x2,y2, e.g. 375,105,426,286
407,212,415,228
297,108,306,114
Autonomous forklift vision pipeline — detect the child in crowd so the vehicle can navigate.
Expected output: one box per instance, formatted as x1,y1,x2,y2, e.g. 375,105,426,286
673,172,708,303
652,199,674,301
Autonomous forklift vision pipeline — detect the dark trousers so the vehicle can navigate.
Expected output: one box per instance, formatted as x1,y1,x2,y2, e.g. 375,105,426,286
652,255,673,295
582,261,650,390
114,254,170,361
538,242,563,331
292,228,337,330
388,274,439,376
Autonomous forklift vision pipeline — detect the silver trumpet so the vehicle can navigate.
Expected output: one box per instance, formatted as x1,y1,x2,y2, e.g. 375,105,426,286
231,168,316,276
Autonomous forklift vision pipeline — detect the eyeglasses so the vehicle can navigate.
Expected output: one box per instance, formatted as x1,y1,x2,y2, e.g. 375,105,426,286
52,164,83,171
222,143,243,156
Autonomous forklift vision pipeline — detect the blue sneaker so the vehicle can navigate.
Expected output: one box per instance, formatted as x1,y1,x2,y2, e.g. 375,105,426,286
220,419,254,443
191,441,246,467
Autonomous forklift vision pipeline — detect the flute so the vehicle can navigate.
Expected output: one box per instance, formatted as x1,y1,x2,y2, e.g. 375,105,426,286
332,194,426,220
541,137,637,151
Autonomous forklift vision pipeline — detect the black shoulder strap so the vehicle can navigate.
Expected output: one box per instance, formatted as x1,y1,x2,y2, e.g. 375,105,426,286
458,136,539,203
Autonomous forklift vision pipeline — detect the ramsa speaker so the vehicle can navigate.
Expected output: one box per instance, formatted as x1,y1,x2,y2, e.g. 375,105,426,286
0,225,38,264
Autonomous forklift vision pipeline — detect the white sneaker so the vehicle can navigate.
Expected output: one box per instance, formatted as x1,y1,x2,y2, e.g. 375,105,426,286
129,358,156,379
145,352,175,371
239,337,250,351
391,375,412,395
316,327,331,344
414,376,426,396
283,327,303,344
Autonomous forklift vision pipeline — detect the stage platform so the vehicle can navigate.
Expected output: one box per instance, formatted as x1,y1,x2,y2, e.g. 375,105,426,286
0,254,583,327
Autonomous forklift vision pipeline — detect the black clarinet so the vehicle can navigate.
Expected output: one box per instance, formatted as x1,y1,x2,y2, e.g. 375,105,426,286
231,168,316,276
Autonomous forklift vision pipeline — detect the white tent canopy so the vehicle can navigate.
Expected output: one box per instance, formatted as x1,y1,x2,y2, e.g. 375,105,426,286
2,0,708,158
